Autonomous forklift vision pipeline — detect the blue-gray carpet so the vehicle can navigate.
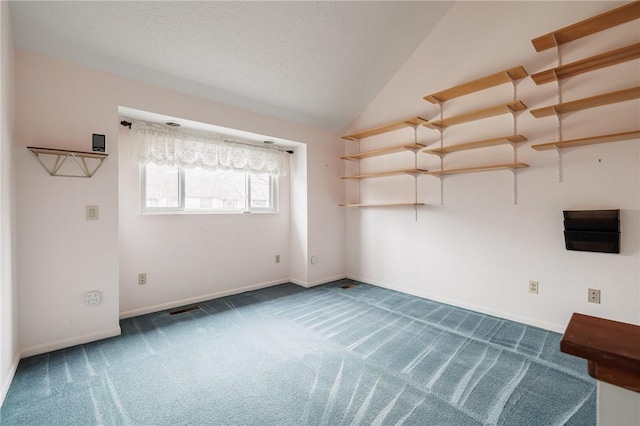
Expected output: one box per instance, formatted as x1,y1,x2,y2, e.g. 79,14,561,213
1,280,595,425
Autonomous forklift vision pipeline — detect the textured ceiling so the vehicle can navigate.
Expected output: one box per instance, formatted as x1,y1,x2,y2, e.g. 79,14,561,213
10,1,452,133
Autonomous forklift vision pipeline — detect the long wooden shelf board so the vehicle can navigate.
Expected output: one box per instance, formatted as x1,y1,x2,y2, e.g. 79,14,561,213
424,66,528,104
339,203,425,207
27,146,108,159
531,86,640,118
342,117,428,141
532,43,640,85
424,134,527,155
341,168,428,180
561,313,640,393
424,101,527,131
532,2,640,52
427,162,528,176
341,143,427,160
531,130,640,151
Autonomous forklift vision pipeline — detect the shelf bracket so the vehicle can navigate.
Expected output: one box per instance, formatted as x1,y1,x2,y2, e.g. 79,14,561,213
511,169,519,205
554,145,564,183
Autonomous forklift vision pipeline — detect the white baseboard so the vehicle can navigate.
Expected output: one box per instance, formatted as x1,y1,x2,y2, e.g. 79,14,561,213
20,327,122,358
291,274,347,288
346,274,564,333
119,278,290,319
1,351,20,406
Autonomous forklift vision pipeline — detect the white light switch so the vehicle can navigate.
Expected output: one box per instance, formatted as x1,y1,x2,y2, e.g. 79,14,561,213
86,205,99,220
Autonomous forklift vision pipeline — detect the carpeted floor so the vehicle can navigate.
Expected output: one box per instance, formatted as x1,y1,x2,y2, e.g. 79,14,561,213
1,280,595,425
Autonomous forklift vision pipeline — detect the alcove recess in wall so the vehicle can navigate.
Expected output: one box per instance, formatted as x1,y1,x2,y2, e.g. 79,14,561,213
422,66,529,205
27,146,108,178
340,117,428,208
529,1,640,183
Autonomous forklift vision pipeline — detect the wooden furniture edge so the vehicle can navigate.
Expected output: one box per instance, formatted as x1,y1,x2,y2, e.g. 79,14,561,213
342,117,428,141
339,203,425,207
424,134,527,155
530,86,640,118
531,2,640,52
27,146,108,159
424,66,528,104
531,130,640,151
426,162,528,176
531,42,640,85
341,143,427,160
561,312,640,393
341,168,428,179
424,101,527,130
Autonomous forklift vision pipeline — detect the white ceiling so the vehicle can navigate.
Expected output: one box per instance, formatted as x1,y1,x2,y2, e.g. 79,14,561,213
9,1,452,133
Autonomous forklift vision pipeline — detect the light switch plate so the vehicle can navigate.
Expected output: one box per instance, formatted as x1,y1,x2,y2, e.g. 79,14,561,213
86,205,99,221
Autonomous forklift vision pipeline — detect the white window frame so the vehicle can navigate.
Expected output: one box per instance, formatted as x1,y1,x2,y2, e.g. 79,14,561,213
140,164,278,214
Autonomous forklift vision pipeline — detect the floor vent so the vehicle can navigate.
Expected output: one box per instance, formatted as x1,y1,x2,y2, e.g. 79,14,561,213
169,305,201,316
341,283,358,290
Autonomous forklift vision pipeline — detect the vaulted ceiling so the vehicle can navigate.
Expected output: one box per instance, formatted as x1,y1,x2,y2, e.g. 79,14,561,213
9,1,452,133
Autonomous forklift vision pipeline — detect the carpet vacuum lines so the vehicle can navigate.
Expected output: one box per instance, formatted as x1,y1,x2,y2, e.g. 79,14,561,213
0,280,595,425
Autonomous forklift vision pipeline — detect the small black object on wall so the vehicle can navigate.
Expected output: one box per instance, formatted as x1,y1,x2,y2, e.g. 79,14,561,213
563,209,620,254
92,134,106,152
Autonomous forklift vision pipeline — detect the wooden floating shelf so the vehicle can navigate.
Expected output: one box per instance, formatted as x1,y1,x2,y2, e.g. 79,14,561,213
423,66,528,104
532,43,640,85
27,146,108,178
424,134,527,155
342,117,428,141
531,2,640,52
530,86,640,118
427,162,528,176
341,168,428,180
531,130,640,151
424,101,527,131
341,143,426,161
339,203,425,207
561,313,640,393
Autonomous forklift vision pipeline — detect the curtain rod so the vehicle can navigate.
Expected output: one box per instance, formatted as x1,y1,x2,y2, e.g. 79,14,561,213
120,120,293,154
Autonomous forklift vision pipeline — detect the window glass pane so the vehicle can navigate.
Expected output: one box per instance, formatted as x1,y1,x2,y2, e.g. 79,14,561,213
184,168,247,210
250,173,272,209
145,164,180,208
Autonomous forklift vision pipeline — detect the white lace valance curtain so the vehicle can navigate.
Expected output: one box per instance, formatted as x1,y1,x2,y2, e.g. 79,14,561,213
130,121,288,176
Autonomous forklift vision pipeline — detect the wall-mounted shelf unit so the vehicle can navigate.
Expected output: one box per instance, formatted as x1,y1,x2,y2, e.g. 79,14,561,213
529,2,640,183
341,169,428,180
341,117,428,141
27,146,108,178
531,43,640,85
424,135,527,156
427,163,528,176
422,66,529,204
423,66,528,103
424,101,527,131
340,116,429,209
531,130,640,151
341,143,426,160
530,86,640,118
339,203,425,208
531,2,640,52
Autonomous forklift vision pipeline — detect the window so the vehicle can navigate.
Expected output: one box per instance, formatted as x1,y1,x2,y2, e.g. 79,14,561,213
142,164,276,213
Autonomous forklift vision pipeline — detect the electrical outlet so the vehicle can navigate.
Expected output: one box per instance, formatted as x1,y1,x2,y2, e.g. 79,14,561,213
529,280,539,294
86,205,99,221
138,273,147,285
275,255,280,264
588,288,601,304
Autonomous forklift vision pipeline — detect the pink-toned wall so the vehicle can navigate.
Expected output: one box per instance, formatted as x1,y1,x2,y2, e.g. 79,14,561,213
15,49,345,356
0,0,18,404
